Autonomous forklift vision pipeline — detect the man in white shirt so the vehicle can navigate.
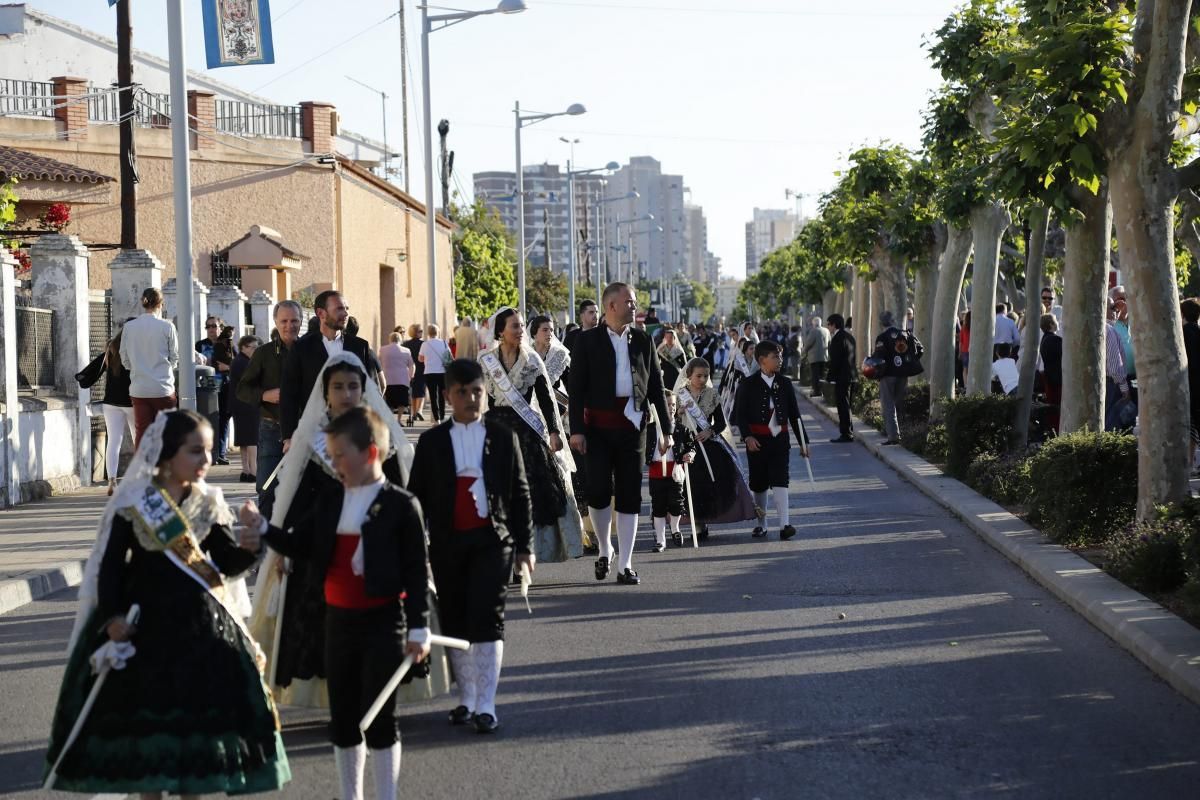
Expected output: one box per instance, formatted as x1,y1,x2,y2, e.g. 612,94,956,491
119,287,179,446
993,303,1021,358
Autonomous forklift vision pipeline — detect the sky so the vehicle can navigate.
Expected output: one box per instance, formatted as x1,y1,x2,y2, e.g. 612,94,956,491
43,0,962,279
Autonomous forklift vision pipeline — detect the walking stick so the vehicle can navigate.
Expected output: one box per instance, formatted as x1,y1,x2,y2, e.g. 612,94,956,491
360,633,471,731
268,563,288,690
45,604,141,790
683,464,699,548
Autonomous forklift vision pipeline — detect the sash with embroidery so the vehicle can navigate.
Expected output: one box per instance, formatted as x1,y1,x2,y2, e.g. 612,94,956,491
680,390,751,488
481,351,547,438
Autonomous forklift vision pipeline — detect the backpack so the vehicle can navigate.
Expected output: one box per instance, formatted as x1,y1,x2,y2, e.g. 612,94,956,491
876,328,924,377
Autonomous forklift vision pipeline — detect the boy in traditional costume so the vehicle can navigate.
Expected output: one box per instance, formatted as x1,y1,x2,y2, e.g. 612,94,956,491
734,340,810,541
408,358,534,734
645,390,696,551
44,410,290,796
240,406,431,800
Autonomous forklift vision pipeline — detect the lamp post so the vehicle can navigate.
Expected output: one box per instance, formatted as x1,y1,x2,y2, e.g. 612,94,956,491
564,158,618,320
595,190,636,299
421,0,525,330
515,100,586,314
615,213,654,285
346,75,389,180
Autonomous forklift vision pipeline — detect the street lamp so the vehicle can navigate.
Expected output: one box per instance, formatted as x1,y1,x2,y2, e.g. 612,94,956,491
515,100,587,314
615,213,653,284
421,1,525,330
563,157,619,320
346,75,390,180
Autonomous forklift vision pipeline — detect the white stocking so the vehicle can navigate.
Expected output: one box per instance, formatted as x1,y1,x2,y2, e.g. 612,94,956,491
615,512,638,572
653,516,666,546
370,742,401,800
449,648,477,712
472,640,504,718
334,744,366,800
753,491,768,524
589,505,613,560
774,487,790,528
668,514,681,533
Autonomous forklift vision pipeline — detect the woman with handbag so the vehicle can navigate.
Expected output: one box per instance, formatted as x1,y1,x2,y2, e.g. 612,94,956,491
77,321,136,496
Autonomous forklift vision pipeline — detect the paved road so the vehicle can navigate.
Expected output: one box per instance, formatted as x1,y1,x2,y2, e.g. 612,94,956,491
3,405,1200,799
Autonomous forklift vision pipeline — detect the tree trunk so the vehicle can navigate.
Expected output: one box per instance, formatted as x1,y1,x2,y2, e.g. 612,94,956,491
822,288,837,321
913,222,946,358
862,280,878,357
1058,186,1111,433
1013,205,1050,446
871,243,908,327
966,201,1011,394
929,224,973,420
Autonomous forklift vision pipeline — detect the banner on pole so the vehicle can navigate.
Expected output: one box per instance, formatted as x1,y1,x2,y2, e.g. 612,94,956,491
201,0,275,69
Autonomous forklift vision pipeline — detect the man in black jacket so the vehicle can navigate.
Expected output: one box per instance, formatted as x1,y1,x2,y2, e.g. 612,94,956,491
568,282,672,586
408,359,533,734
280,290,379,449
826,314,858,442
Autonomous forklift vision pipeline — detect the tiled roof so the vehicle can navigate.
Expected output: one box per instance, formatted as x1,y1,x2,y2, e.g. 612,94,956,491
0,146,114,184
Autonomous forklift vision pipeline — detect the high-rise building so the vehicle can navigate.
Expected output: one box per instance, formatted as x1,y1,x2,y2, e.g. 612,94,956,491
745,208,799,276
682,196,721,288
602,157,686,288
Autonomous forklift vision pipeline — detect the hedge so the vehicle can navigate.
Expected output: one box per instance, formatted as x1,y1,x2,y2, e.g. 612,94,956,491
942,394,1020,479
1026,430,1137,546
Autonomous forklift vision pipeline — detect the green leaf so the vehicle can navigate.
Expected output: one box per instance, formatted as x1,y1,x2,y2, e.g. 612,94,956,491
1070,143,1095,171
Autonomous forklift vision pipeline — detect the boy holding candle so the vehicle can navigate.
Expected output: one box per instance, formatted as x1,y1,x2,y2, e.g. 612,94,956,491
239,406,430,800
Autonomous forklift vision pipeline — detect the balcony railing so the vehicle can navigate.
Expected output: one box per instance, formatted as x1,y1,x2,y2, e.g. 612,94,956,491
0,79,56,118
216,99,302,139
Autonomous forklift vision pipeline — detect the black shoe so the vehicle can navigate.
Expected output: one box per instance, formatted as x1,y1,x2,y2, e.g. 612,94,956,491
651,542,665,553
616,568,640,585
448,705,474,725
214,457,230,466
698,525,710,541
239,472,255,482
780,525,797,541
830,435,855,443
594,557,610,581
752,526,767,538
474,713,500,734
415,413,425,421
671,531,683,547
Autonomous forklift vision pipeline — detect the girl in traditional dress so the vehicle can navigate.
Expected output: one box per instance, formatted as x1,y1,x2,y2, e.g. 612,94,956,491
675,358,758,542
44,410,290,795
656,328,687,391
248,353,449,708
718,338,758,434
479,308,584,563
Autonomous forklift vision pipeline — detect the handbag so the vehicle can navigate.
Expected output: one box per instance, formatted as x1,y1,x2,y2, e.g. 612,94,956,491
75,353,106,389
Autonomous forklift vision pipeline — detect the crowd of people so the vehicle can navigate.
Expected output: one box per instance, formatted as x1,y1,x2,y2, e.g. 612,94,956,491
49,275,1200,797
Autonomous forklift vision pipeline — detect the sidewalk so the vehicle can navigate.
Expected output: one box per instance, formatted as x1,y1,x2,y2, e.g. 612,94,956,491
0,414,441,616
800,386,1200,706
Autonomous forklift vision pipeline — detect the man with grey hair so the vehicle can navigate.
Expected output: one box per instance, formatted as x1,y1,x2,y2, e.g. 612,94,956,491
236,298,303,498
872,309,924,445
802,315,830,397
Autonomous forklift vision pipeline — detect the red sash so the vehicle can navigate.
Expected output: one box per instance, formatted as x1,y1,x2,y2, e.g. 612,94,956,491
324,535,391,610
748,424,783,438
648,459,676,479
453,476,490,531
584,397,637,430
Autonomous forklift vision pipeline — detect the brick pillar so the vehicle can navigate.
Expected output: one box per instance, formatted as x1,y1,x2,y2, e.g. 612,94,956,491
0,248,19,506
51,76,89,141
300,101,336,154
188,90,216,150
249,290,276,342
109,248,165,322
29,234,91,486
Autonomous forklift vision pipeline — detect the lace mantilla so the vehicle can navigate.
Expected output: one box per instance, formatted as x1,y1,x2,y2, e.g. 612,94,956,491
486,346,544,400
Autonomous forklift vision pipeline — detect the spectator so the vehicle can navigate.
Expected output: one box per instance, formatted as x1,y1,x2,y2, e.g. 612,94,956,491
76,318,136,495
1111,285,1136,382
1039,313,1063,433
959,311,972,387
345,315,385,391
403,323,427,421
197,318,234,464
872,310,924,445
990,343,1019,395
905,307,915,333
1104,298,1132,431
120,287,179,446
236,299,302,497
994,302,1020,357
419,323,451,422
380,330,415,421
1041,286,1064,333
803,315,830,398
229,334,261,483
455,317,480,361
1182,298,1200,473
826,314,857,442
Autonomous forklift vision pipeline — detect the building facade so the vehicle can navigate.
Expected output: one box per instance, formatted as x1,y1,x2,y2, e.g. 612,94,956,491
745,207,799,276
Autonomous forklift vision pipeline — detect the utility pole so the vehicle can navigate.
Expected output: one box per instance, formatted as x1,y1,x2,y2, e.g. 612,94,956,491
117,0,137,249
398,0,410,192
437,119,451,213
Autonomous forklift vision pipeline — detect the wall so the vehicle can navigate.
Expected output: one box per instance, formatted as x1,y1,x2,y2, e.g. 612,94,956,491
16,397,80,499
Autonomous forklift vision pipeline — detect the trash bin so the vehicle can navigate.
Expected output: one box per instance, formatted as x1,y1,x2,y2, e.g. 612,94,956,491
195,365,220,459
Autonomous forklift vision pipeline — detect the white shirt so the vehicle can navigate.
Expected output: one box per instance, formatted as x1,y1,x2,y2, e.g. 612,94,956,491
451,418,489,518
760,372,782,435
606,324,641,428
419,338,450,375
322,331,344,358
991,358,1020,394
119,312,179,398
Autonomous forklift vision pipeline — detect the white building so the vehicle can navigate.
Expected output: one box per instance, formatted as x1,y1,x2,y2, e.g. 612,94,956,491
602,156,686,288
682,195,721,287
745,207,799,276
715,276,743,321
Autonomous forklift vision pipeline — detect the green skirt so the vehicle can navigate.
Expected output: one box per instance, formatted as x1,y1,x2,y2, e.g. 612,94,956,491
44,598,291,795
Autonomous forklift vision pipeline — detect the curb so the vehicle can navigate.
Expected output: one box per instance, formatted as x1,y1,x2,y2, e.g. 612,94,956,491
0,561,86,616
800,389,1200,706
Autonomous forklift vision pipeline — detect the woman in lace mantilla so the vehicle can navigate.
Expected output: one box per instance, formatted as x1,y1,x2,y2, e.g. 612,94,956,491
482,308,584,562
45,410,290,795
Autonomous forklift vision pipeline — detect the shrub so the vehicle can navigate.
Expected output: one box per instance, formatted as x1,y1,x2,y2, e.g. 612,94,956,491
1105,517,1191,594
1026,430,1137,546
902,420,931,455
942,394,1021,479
924,423,949,462
965,452,1032,506
851,379,879,416
859,398,883,432
901,382,930,422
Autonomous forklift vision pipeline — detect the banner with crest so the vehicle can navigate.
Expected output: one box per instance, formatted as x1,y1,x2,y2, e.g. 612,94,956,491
201,0,276,69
